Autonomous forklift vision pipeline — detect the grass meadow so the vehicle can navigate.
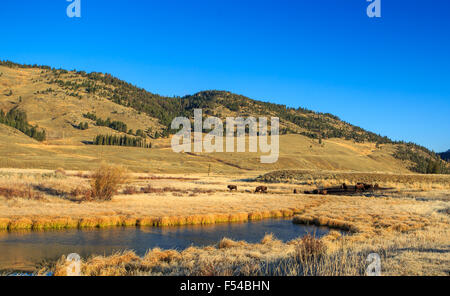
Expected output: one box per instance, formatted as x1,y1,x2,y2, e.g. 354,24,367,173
0,167,448,276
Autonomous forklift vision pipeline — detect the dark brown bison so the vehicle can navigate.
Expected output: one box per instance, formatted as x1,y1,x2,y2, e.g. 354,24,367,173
255,186,268,193
355,183,365,191
307,189,327,195
364,184,373,190
293,189,298,194
304,191,311,194
227,185,237,191
341,183,348,190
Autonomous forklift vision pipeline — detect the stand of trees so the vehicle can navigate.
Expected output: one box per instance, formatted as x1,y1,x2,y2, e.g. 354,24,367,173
93,134,151,148
77,122,89,130
438,150,450,162
0,108,46,141
394,145,449,174
83,113,128,133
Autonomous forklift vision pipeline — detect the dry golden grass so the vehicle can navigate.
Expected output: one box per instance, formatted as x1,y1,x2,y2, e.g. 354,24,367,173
1,168,449,275
49,224,449,276
47,200,449,276
0,169,325,230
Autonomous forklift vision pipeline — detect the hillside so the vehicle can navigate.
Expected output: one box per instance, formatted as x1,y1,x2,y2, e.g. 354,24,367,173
0,60,448,174
439,150,450,161
0,60,392,142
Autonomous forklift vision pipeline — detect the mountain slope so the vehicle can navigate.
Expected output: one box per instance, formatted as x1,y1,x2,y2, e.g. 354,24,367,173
0,60,448,174
0,60,392,143
439,150,450,161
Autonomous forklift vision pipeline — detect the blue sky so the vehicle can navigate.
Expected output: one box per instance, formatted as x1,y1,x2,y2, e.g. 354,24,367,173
0,0,449,151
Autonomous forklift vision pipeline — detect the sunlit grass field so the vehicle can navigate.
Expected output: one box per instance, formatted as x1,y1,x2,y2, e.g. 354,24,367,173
0,167,448,276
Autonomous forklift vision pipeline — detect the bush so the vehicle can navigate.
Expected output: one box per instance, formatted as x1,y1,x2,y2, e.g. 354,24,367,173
295,234,326,261
55,168,66,176
86,165,128,201
0,185,45,201
123,186,139,195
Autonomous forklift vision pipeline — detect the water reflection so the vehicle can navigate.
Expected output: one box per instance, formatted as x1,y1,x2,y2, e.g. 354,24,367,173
0,218,331,271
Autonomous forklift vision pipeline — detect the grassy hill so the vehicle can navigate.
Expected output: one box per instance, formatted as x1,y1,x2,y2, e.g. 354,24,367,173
439,150,450,161
0,60,448,174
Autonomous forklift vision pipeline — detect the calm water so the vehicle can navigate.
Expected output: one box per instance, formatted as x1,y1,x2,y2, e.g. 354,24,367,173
0,219,331,271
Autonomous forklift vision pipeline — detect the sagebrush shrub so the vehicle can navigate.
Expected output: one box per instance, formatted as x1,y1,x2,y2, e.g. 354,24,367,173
295,234,326,261
87,165,128,201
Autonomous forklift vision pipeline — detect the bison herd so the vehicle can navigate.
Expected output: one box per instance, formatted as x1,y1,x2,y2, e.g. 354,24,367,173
226,182,381,196
300,183,381,196
354,183,380,191
227,185,269,194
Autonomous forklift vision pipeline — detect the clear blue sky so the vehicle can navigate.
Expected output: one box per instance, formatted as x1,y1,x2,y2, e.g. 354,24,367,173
1,0,449,151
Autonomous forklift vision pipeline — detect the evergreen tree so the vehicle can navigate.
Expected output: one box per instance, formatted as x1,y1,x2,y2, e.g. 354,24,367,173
0,108,46,141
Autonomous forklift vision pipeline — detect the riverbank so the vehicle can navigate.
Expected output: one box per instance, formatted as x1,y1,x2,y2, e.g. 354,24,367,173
0,218,333,272
48,225,449,276
1,169,448,232
0,169,449,275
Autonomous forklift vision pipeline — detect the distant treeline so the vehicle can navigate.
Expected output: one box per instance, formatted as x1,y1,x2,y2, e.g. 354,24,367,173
0,108,46,141
0,60,54,70
438,150,450,162
83,112,147,137
83,113,128,133
77,122,89,130
394,144,449,174
93,134,151,148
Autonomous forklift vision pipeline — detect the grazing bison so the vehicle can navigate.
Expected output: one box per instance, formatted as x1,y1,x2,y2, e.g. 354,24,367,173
293,189,298,194
306,189,327,195
355,183,365,191
227,185,238,191
364,184,373,190
355,183,376,191
341,183,348,190
255,186,268,193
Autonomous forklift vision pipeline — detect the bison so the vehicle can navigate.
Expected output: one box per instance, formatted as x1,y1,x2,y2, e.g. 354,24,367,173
364,184,373,190
341,183,348,190
255,186,268,193
355,183,365,191
355,183,376,191
227,185,238,191
293,189,298,194
306,189,327,195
